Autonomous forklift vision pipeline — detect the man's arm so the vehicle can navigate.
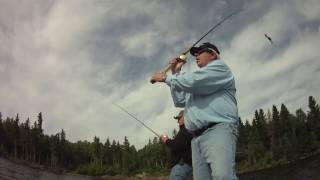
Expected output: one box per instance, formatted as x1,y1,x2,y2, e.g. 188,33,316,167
167,73,187,107
150,58,188,107
166,61,234,95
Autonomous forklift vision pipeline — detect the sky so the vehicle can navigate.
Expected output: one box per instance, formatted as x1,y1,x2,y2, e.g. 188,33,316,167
1,0,320,149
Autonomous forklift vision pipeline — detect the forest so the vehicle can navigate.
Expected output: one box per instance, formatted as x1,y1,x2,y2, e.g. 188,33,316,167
0,96,319,176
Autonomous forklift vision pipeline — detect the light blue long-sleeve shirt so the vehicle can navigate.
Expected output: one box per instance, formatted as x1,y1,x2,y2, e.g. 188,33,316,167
165,59,238,131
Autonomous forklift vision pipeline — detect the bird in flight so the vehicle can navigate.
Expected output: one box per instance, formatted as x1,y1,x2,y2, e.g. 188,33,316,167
264,34,274,44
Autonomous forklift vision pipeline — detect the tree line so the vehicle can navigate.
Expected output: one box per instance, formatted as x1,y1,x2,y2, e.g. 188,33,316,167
0,96,319,176
0,113,169,176
237,96,320,171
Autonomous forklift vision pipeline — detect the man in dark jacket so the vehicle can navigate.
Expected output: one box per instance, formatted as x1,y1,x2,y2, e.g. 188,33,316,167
160,110,193,180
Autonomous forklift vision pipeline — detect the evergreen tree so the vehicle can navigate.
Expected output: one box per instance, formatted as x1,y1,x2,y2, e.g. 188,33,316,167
37,112,43,134
0,113,4,144
121,136,130,173
92,136,103,166
295,109,314,155
13,114,20,158
247,114,265,165
4,117,15,156
307,96,320,144
59,129,71,167
279,104,294,159
270,105,282,160
20,118,31,160
257,109,270,149
121,136,137,174
103,138,111,165
0,112,7,155
238,118,249,152
50,133,60,167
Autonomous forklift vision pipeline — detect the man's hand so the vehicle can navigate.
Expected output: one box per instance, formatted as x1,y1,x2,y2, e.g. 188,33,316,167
169,57,186,74
160,134,169,144
150,72,167,83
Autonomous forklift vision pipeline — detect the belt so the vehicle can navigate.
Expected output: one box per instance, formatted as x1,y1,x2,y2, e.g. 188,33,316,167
191,123,219,138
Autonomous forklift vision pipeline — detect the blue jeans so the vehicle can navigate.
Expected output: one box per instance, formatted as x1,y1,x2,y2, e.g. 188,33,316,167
191,122,239,180
169,163,193,180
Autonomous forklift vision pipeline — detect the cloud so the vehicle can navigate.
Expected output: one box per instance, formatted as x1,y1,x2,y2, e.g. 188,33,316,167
224,0,320,120
0,0,319,148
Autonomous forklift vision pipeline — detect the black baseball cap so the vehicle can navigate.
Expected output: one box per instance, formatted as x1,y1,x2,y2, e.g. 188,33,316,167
190,42,220,56
174,110,184,119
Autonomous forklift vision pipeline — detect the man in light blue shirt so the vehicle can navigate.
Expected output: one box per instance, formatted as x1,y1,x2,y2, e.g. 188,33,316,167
151,42,239,180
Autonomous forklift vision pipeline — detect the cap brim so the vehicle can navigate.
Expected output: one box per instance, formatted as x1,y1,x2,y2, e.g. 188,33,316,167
174,115,183,119
190,46,201,56
174,110,184,119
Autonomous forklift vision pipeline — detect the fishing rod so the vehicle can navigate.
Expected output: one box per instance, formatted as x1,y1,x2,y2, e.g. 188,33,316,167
150,10,240,84
112,103,161,137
